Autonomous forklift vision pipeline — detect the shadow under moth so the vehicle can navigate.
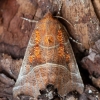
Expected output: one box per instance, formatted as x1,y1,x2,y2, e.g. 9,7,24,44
13,12,84,100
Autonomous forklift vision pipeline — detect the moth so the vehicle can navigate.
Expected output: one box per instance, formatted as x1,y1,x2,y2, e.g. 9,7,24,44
13,12,84,100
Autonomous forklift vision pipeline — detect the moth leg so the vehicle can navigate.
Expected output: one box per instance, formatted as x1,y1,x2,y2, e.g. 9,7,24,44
21,17,38,23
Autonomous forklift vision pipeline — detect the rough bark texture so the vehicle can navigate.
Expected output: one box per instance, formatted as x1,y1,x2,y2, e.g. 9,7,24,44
0,0,100,56
0,54,22,99
82,39,100,88
0,0,59,58
0,0,100,100
92,0,100,20
62,0,100,51
0,0,36,58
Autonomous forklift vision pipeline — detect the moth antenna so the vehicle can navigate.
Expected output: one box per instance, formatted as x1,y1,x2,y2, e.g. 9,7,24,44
55,1,82,45
21,17,38,23
56,0,63,15
63,26,82,45
55,16,74,28
69,37,82,45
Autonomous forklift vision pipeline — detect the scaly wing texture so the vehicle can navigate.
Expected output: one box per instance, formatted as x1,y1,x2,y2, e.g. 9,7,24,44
13,13,84,99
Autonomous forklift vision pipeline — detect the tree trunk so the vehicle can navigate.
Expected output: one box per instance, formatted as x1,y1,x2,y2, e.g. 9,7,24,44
0,0,100,100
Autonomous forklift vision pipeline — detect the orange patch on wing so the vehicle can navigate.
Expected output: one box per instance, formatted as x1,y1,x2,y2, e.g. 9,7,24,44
58,45,64,57
35,30,40,44
34,45,41,59
28,55,34,63
57,30,64,44
57,30,65,57
66,54,70,62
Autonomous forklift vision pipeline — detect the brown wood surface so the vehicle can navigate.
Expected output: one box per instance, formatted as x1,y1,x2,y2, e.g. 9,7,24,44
0,0,100,99
62,0,100,51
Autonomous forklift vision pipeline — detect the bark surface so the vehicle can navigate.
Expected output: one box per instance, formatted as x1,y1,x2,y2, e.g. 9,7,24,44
0,0,100,100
